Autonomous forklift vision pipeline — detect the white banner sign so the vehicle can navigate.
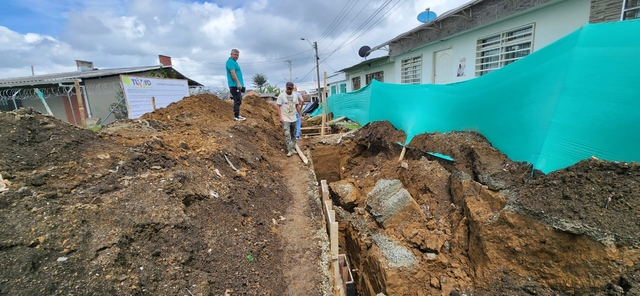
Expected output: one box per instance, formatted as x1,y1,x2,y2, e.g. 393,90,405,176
120,75,189,119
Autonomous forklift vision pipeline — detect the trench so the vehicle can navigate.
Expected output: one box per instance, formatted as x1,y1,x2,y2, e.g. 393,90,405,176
309,145,364,296
308,138,470,296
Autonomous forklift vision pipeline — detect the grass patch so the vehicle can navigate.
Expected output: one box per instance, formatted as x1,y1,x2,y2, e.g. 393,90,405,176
87,125,102,132
342,123,361,130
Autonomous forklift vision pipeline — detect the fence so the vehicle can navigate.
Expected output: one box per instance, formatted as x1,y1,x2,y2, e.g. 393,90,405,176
0,82,230,124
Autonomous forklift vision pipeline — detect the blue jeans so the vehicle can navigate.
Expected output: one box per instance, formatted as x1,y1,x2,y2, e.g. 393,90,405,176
295,112,301,139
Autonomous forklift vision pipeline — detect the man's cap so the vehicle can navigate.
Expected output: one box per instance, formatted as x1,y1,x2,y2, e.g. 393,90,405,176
286,82,294,88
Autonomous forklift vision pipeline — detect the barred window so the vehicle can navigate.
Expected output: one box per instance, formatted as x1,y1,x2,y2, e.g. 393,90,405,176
622,0,640,20
365,71,384,84
400,55,422,84
476,24,535,76
352,77,361,90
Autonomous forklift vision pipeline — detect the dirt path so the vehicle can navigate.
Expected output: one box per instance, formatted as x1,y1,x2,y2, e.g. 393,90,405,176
272,141,332,296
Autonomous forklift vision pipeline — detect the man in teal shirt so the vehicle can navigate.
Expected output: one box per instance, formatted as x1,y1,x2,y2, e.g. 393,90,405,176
226,48,246,121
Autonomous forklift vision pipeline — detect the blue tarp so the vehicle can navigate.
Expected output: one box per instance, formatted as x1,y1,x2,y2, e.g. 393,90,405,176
327,20,640,173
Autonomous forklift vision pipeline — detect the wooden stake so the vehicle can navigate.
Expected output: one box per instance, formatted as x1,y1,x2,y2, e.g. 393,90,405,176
321,71,327,136
398,146,407,162
151,97,157,111
74,79,87,127
295,144,308,164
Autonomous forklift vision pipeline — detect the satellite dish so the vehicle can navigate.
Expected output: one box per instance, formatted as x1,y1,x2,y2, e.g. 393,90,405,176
358,45,371,58
417,9,437,23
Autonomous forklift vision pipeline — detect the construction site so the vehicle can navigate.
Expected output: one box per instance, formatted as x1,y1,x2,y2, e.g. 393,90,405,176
0,91,638,296
1,1,640,295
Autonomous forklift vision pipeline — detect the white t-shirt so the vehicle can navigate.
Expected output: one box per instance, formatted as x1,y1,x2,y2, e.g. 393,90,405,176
277,92,298,123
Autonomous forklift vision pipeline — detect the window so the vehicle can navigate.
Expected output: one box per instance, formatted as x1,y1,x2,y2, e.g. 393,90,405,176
475,23,535,76
365,71,384,84
401,55,422,84
331,85,337,95
352,77,361,90
622,0,640,20
339,83,346,93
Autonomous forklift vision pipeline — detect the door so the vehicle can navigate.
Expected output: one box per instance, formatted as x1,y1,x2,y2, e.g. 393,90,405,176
433,48,453,84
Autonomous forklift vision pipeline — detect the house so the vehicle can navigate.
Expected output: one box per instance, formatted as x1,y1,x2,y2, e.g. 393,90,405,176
336,56,393,92
326,73,348,96
0,55,203,125
258,93,278,103
337,0,636,86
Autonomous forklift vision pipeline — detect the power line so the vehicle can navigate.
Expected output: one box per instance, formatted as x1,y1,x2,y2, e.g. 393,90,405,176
173,49,313,65
322,60,337,72
318,0,353,42
321,0,375,53
319,0,360,44
321,0,407,63
325,0,394,54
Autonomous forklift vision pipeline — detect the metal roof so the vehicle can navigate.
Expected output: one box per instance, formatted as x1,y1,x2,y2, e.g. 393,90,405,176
0,65,202,87
337,56,390,73
368,0,483,53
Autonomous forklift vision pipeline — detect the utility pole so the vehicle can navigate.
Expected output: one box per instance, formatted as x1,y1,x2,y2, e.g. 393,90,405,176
284,60,293,82
300,37,323,103
313,42,322,103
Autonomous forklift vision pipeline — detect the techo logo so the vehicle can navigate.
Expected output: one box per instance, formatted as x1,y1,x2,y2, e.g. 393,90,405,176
131,78,152,88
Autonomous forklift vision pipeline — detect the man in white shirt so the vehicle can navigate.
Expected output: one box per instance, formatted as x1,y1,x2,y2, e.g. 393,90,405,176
276,82,303,157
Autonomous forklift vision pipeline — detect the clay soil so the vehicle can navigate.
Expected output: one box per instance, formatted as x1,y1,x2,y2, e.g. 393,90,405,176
306,121,640,296
1,96,639,296
0,95,331,296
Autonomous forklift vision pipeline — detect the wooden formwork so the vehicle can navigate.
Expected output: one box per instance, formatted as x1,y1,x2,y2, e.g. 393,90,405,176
320,180,355,296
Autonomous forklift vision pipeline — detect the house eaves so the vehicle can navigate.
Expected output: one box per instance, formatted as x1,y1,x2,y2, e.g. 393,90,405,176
0,65,203,88
369,0,563,56
367,0,484,54
337,56,390,73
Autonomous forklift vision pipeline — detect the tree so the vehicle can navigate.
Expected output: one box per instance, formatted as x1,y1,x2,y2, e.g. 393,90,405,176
252,73,268,92
149,68,177,79
264,84,281,96
111,88,129,120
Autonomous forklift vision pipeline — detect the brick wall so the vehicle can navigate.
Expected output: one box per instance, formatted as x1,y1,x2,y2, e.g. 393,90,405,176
590,0,624,23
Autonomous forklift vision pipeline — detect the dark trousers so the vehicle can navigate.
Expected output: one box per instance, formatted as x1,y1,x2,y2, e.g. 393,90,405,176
230,87,244,117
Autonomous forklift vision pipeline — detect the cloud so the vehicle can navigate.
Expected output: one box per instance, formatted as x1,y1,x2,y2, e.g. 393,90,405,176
0,0,469,91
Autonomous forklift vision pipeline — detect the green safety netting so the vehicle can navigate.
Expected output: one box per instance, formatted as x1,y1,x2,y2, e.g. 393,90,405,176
327,19,640,173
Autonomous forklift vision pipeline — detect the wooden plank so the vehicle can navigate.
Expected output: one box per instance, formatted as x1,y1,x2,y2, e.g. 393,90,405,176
74,80,87,127
398,146,407,162
295,144,308,164
151,97,157,111
322,71,327,136
330,221,339,259
321,180,329,201
327,116,346,124
300,126,330,130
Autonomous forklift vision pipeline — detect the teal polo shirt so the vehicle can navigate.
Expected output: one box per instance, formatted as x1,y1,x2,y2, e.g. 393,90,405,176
226,57,243,88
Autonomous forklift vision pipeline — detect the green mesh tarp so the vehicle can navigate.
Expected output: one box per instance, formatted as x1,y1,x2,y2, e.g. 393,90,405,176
327,20,640,173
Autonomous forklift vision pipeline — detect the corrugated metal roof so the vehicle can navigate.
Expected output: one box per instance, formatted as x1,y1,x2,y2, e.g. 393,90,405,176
0,65,172,87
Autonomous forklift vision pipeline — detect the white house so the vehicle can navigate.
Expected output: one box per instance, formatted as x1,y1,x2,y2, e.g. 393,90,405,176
338,0,636,86
326,73,348,96
335,56,395,93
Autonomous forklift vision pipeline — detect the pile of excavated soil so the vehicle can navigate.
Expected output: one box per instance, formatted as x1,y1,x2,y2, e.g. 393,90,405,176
305,121,639,296
0,94,329,295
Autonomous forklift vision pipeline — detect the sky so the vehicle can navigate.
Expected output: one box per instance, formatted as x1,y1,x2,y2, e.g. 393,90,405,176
0,0,469,92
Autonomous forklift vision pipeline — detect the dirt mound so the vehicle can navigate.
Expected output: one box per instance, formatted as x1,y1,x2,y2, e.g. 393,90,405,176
0,95,328,295
515,159,640,245
310,121,640,296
